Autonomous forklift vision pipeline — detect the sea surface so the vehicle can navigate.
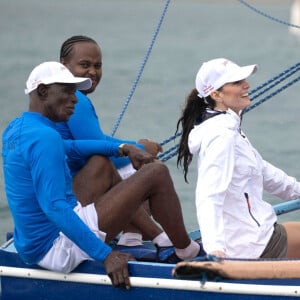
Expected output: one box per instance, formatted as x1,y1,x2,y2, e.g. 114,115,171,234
0,0,300,244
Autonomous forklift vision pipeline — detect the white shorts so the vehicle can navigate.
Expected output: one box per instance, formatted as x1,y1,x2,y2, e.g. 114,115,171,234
38,203,106,273
117,163,136,180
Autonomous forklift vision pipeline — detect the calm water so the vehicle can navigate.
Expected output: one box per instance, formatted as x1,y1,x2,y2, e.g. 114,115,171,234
1,0,300,244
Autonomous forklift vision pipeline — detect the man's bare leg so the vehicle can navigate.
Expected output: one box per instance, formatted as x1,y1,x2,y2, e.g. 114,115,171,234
95,162,192,250
73,155,165,242
73,155,121,206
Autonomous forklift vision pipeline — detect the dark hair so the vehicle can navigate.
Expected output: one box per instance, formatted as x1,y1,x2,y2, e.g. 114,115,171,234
60,35,98,61
176,88,216,182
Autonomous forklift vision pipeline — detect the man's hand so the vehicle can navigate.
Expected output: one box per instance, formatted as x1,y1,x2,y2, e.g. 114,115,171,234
103,251,135,289
122,144,156,170
137,139,163,157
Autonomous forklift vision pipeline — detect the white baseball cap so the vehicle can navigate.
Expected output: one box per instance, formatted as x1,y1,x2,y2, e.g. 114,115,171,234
25,61,92,94
195,58,257,98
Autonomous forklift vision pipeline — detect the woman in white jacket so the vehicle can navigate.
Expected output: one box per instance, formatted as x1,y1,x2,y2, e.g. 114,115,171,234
176,58,300,259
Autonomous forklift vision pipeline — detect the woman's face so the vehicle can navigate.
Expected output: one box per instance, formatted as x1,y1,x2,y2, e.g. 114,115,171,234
214,79,251,114
62,42,102,95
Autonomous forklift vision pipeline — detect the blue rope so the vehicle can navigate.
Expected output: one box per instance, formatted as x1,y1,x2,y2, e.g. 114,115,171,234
238,0,300,29
250,62,300,98
111,0,171,136
161,148,178,162
249,63,300,104
160,132,181,147
245,74,300,113
159,144,178,162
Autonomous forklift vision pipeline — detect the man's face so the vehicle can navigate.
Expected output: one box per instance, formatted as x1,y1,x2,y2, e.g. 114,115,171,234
41,83,78,122
62,42,102,94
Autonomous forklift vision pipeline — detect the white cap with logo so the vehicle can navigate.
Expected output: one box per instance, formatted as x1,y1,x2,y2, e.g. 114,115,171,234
25,61,92,94
195,58,257,98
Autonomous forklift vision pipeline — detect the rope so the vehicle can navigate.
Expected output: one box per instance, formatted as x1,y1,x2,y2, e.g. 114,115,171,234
250,62,300,99
238,0,300,29
159,63,300,162
246,74,300,113
111,0,171,136
160,132,181,147
161,148,178,162
160,144,178,162
249,63,300,101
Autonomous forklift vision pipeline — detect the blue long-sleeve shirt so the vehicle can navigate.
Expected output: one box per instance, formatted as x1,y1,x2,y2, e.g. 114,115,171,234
2,112,123,265
56,90,143,175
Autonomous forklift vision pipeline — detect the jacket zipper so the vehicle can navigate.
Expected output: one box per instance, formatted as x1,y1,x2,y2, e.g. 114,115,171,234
244,193,260,227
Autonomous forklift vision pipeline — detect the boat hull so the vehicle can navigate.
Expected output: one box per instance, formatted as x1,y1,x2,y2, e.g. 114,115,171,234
1,242,300,300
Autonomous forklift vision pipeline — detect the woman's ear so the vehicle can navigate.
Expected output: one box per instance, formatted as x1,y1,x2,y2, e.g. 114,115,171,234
210,91,221,102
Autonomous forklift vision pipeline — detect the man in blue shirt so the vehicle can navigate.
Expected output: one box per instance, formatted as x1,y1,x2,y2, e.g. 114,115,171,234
57,35,170,248
2,61,203,289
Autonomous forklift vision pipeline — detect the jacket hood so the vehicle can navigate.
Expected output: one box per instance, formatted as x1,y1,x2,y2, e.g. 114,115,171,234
188,109,241,155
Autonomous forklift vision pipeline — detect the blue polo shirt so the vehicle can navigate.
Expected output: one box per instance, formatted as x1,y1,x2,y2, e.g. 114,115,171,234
56,90,143,175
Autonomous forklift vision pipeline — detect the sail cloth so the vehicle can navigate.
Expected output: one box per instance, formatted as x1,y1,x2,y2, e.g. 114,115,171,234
289,0,300,37
173,259,300,280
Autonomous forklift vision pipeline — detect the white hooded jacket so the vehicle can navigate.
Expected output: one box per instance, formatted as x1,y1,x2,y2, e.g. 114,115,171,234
188,108,300,258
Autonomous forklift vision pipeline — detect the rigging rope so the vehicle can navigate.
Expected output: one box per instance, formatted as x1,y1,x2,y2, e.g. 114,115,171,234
111,0,171,137
246,72,300,113
238,0,300,29
249,62,300,99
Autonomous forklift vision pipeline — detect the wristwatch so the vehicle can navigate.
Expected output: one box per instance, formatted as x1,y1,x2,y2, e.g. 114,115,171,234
118,143,127,157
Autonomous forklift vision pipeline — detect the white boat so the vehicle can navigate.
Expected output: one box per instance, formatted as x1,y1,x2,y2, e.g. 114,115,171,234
1,201,300,299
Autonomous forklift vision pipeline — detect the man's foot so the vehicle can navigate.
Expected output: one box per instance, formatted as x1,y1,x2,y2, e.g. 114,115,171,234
156,246,182,264
114,244,156,261
156,241,206,264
